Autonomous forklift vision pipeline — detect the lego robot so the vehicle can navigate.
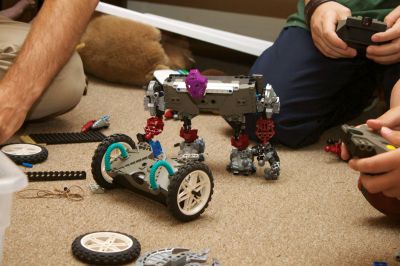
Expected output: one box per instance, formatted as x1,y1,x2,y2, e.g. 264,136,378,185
90,69,280,221
144,69,280,179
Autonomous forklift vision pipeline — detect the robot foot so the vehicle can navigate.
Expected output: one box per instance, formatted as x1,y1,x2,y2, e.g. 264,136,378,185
264,168,279,180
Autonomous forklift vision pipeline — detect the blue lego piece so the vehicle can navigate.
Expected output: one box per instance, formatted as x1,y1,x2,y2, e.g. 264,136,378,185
373,262,388,266
149,140,163,159
22,162,33,168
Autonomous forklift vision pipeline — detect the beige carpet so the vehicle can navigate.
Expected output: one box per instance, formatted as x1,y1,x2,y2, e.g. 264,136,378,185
3,77,400,266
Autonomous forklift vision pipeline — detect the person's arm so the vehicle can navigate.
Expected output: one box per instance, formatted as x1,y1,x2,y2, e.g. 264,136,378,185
367,6,400,65
0,0,99,144
306,0,357,58
390,79,400,109
341,80,400,198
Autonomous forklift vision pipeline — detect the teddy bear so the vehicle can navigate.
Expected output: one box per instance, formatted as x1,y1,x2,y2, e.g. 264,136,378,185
77,14,194,86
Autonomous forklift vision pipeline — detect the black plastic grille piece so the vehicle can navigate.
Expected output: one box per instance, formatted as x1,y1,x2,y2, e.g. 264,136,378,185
28,131,106,144
27,171,87,182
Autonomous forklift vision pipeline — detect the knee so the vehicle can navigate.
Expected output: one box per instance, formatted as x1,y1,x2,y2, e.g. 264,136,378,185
27,53,86,120
274,121,322,148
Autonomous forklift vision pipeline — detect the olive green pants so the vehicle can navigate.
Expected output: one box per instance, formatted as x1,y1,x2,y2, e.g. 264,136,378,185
0,16,86,120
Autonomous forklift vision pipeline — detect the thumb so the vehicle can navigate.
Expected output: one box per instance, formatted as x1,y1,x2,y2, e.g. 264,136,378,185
366,119,382,131
369,107,400,129
380,127,400,146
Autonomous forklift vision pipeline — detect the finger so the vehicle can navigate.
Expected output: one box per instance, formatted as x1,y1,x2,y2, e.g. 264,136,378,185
314,29,352,58
340,143,350,160
382,185,400,198
313,35,344,58
384,6,400,28
348,149,400,174
372,22,400,43
323,14,347,50
359,171,400,194
321,16,357,57
367,53,400,65
372,107,400,127
380,127,400,146
366,119,383,131
367,41,400,57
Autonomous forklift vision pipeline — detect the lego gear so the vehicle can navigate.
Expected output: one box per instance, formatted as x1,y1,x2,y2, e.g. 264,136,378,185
136,247,220,266
255,117,275,144
144,116,164,140
92,115,110,130
227,147,256,175
71,231,141,265
25,131,106,144
167,161,214,222
1,143,48,165
324,138,342,157
177,137,205,162
253,143,280,180
81,120,96,133
185,69,208,99
231,133,249,151
164,108,174,119
91,134,136,189
180,127,199,143
27,171,86,182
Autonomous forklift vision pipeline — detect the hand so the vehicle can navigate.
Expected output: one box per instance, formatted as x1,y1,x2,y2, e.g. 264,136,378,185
0,83,30,144
310,1,357,58
367,6,400,64
341,105,400,160
348,127,400,198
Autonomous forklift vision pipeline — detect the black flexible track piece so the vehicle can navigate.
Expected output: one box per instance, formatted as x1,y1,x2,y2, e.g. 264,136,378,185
27,171,87,182
28,131,106,144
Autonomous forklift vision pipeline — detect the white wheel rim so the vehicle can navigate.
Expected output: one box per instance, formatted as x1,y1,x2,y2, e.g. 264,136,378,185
177,170,211,216
101,142,131,183
80,232,133,253
1,144,42,156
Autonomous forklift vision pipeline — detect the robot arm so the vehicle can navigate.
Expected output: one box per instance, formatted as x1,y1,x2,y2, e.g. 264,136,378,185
257,84,280,119
144,80,166,117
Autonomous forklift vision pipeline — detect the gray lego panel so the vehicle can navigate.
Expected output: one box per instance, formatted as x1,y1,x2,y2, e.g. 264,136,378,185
136,248,220,266
108,142,179,192
163,75,259,117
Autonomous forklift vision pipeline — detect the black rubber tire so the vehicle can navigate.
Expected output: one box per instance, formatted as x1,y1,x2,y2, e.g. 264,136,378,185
167,161,214,222
71,231,141,265
0,143,48,165
91,134,135,189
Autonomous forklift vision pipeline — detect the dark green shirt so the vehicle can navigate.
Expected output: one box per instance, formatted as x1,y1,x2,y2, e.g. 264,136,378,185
286,0,399,29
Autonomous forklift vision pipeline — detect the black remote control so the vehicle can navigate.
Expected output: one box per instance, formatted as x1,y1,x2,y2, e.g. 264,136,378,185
336,16,387,50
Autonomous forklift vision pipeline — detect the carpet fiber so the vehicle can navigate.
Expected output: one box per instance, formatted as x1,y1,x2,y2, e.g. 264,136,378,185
3,77,400,265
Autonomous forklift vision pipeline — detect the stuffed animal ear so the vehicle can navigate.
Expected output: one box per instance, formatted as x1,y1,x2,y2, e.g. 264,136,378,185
78,14,170,86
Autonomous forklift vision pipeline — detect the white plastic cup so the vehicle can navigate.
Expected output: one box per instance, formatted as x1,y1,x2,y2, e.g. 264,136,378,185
0,152,28,265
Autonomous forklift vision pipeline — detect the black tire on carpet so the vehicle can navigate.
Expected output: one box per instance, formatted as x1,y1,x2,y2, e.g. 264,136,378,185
72,231,141,265
0,143,48,165
91,134,136,189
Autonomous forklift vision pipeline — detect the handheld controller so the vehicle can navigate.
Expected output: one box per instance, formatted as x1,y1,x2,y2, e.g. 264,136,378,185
336,16,387,50
341,124,400,219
